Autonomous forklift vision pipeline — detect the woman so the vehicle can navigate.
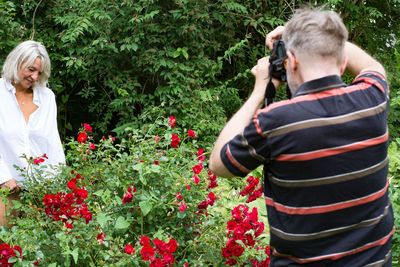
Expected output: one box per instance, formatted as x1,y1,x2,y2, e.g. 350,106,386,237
0,40,65,226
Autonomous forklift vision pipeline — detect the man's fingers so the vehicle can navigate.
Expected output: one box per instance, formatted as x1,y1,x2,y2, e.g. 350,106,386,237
266,26,285,50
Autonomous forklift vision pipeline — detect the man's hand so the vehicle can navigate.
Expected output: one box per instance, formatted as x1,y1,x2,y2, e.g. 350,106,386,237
251,56,270,89
266,26,285,50
252,56,282,93
0,179,21,193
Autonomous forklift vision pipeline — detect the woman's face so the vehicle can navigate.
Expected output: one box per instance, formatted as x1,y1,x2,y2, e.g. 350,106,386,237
16,57,42,90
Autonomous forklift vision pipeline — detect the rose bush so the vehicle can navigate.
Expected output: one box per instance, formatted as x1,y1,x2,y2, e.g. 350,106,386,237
0,116,270,266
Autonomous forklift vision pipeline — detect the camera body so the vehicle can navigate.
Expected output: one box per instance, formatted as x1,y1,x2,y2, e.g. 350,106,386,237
269,40,287,82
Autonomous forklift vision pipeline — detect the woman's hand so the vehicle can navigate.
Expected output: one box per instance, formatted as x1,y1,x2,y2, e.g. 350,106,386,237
0,179,21,193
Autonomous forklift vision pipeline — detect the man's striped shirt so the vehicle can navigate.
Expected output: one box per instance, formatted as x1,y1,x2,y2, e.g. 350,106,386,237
221,72,394,266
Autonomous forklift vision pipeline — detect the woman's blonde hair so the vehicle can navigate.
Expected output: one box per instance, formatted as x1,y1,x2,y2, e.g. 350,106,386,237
1,40,51,88
282,7,348,66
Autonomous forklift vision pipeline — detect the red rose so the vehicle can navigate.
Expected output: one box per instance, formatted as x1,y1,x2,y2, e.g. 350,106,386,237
162,252,175,264
175,192,183,200
97,233,106,245
225,258,237,265
168,116,177,128
187,129,196,138
141,246,155,261
193,175,199,184
170,134,180,148
153,239,166,252
77,132,88,143
83,123,92,133
140,236,151,247
197,148,205,162
232,245,244,257
67,179,77,190
73,188,88,200
221,247,232,258
179,201,187,212
150,258,163,267
192,164,203,174
125,244,135,255
165,239,177,253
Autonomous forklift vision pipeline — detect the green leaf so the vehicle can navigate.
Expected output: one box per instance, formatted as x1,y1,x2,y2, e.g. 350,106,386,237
115,216,130,230
7,257,17,263
139,201,153,216
181,49,189,60
71,248,79,264
96,212,109,229
11,200,22,209
150,164,161,173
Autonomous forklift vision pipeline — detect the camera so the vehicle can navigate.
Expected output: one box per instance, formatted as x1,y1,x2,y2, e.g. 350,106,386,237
269,40,287,82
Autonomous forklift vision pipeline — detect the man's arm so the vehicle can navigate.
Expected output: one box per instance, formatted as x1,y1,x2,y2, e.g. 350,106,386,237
344,42,386,78
209,57,279,177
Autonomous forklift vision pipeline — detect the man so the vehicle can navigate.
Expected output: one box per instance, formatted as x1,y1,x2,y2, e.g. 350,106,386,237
209,7,394,266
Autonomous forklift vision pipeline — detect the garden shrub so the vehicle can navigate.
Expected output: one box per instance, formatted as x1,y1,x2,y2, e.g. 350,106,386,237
0,116,270,266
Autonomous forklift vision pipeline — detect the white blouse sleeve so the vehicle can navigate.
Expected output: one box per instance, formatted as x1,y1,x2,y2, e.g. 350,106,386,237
49,92,66,166
0,155,13,184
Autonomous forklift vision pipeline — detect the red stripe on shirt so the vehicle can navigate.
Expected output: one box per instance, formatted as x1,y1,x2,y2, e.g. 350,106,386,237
253,116,264,137
265,180,389,215
354,76,385,94
226,144,251,174
275,130,388,162
273,226,395,264
356,71,386,82
255,83,370,117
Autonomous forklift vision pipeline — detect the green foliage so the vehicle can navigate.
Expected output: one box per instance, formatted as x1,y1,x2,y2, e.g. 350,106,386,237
0,118,269,266
0,0,399,262
388,140,400,264
1,0,399,144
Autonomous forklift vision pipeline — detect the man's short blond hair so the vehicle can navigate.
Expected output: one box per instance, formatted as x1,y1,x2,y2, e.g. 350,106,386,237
282,7,348,65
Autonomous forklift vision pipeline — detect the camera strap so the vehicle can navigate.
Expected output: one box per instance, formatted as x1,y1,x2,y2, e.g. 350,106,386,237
264,78,276,107
264,79,292,107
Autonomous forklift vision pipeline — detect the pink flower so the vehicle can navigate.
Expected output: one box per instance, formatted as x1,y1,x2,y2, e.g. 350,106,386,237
169,116,177,128
89,143,95,150
187,129,196,138
155,135,161,143
33,157,45,165
185,184,191,190
179,201,187,212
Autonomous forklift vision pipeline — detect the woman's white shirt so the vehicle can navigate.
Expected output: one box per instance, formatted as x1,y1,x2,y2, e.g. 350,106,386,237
0,78,65,184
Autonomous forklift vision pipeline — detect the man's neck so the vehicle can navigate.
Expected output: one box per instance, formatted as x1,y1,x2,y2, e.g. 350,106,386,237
300,65,341,84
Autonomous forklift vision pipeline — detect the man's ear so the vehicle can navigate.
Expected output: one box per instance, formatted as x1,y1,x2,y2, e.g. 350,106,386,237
287,51,298,73
340,55,348,75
